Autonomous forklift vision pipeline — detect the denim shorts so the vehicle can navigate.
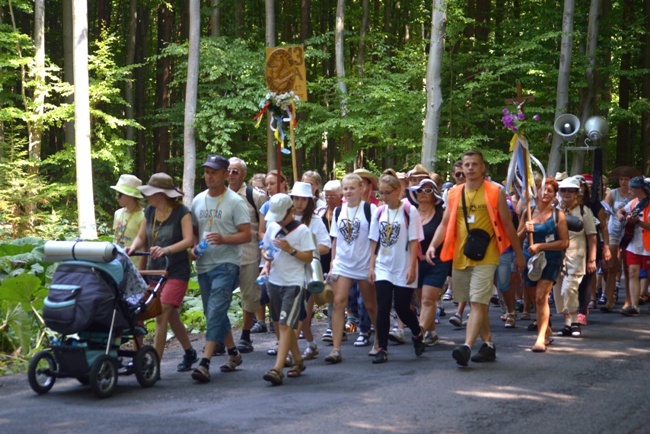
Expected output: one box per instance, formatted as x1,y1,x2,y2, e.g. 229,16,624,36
523,256,562,287
418,259,451,289
198,262,240,343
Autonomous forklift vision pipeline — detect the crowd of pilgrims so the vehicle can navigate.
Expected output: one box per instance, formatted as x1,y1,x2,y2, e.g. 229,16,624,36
110,152,650,385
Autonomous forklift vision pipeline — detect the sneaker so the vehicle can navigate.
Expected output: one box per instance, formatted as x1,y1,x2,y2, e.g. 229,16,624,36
220,352,243,372
504,313,516,329
267,342,278,356
250,321,267,334
236,339,254,354
322,328,333,343
598,293,607,305
213,342,226,356
354,333,370,347
515,300,524,312
621,305,640,317
177,348,198,372
302,345,319,360
570,322,581,337
470,343,496,363
577,313,588,326
191,365,210,383
388,328,406,344
298,331,305,339
443,289,453,301
412,332,426,357
424,331,439,346
372,348,388,364
449,313,463,328
325,349,342,364
452,345,471,367
269,321,275,333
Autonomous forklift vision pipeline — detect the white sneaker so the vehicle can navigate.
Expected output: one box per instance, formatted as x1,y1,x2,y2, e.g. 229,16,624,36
443,289,453,301
388,328,406,344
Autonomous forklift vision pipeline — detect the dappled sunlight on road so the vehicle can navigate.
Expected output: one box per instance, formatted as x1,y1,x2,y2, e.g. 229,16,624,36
456,385,575,402
347,421,419,433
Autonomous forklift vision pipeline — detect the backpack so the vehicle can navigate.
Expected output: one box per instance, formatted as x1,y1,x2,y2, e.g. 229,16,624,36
245,185,260,223
333,201,372,227
374,201,422,258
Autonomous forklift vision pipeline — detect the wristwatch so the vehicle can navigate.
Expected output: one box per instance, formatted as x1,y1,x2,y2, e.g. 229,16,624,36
290,248,297,256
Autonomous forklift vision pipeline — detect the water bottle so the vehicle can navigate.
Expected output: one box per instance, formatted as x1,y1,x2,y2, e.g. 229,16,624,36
195,240,208,257
259,241,276,259
256,274,268,285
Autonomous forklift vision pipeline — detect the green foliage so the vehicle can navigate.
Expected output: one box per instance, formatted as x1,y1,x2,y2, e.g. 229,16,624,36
0,238,50,375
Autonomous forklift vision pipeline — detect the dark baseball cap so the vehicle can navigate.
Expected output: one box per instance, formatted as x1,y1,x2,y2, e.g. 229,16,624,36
201,154,229,171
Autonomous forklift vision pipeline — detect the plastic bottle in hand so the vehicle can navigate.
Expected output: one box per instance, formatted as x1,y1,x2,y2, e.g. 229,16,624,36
195,240,208,258
256,274,268,285
259,241,277,260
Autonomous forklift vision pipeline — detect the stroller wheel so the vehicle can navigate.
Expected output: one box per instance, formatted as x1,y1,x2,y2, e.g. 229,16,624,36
134,345,159,388
89,355,118,398
28,350,57,394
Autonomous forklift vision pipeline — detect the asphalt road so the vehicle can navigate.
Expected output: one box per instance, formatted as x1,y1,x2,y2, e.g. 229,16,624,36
1,299,649,434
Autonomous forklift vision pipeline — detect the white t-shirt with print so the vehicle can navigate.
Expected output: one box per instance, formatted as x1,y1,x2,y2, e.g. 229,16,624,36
369,202,423,288
564,205,597,275
330,201,376,280
263,222,316,287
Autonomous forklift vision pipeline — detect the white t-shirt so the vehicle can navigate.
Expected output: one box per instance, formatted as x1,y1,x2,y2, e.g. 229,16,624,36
263,222,316,287
295,214,332,250
369,202,423,288
330,201,376,280
623,201,650,256
564,205,597,275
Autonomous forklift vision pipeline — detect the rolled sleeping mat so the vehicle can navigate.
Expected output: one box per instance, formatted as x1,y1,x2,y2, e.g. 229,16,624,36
44,240,118,263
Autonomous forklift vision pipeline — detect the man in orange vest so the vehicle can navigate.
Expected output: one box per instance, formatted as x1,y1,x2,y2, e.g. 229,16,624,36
427,150,525,366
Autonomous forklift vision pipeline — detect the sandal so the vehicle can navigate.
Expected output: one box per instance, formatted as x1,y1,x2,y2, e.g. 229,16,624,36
354,333,370,347
588,299,597,310
287,359,306,378
520,312,531,321
263,368,284,385
325,349,342,364
531,344,546,353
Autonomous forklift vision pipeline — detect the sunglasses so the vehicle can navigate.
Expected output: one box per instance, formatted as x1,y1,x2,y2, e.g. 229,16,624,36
416,188,435,195
559,188,579,193
455,172,465,178
227,169,240,175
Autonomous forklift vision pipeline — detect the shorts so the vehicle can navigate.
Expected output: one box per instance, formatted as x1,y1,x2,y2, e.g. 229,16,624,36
267,282,303,329
451,264,497,305
626,251,650,269
239,263,262,313
418,259,451,288
523,256,562,287
159,278,189,308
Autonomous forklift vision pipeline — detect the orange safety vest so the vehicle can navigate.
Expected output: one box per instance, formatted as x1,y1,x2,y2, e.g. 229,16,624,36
628,198,650,251
440,181,511,262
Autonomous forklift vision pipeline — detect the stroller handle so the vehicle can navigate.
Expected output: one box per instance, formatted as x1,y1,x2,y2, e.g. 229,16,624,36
131,251,170,271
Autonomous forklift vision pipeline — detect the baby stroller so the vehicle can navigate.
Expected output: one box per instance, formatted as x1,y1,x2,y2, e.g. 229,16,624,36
28,241,165,398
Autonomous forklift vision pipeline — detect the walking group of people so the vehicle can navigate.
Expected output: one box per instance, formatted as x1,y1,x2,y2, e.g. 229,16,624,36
110,151,650,386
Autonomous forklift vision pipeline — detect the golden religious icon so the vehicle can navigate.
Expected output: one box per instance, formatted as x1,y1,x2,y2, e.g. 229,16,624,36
266,46,308,102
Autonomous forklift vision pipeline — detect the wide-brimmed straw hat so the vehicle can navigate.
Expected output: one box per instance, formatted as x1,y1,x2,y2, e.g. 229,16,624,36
111,174,143,199
137,173,183,198
608,166,642,180
353,168,379,190
407,164,431,180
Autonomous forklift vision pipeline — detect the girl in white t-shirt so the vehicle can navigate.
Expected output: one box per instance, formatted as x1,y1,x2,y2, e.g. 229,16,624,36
369,170,425,364
325,174,379,363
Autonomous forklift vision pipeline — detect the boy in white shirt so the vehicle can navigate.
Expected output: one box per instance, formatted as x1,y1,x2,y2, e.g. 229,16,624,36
260,194,316,385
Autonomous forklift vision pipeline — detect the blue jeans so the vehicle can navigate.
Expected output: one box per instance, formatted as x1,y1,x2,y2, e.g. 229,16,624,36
496,250,515,293
198,263,240,343
348,281,371,333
